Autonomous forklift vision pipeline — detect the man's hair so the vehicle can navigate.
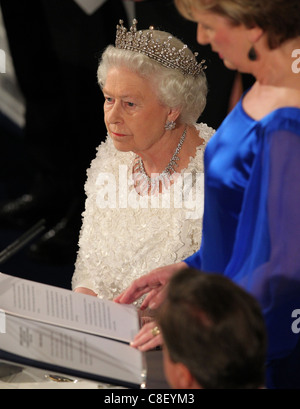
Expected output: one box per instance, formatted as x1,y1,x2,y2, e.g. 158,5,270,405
157,268,267,389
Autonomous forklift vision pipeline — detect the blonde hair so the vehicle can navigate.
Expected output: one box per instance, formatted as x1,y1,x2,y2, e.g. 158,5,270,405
175,0,300,49
97,30,207,125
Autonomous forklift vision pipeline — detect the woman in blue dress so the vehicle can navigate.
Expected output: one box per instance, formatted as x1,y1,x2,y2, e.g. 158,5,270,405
116,0,300,388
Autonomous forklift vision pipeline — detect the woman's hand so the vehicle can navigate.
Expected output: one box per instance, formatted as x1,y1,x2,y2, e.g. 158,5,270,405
115,262,187,309
74,287,97,297
130,321,163,352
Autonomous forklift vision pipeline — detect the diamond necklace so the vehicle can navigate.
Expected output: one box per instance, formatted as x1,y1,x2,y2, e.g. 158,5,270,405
133,126,187,194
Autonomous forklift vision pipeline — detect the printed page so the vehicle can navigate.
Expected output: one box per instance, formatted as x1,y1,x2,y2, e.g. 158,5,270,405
0,273,139,343
0,314,146,388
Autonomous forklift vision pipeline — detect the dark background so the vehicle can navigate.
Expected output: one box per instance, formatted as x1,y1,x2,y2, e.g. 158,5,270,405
0,0,252,290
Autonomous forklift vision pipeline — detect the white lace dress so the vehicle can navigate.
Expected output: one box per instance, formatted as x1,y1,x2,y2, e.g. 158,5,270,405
72,123,214,300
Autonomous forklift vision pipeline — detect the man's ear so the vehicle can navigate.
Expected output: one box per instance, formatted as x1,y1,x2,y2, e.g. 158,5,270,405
172,362,201,389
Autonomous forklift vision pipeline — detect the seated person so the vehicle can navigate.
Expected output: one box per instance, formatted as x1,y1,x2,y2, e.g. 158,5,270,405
72,20,214,300
156,267,267,389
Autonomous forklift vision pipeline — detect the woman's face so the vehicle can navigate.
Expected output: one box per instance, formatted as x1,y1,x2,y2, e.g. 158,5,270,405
103,66,169,154
192,8,250,71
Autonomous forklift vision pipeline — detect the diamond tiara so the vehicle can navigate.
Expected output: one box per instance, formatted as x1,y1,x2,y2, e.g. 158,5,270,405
115,19,206,77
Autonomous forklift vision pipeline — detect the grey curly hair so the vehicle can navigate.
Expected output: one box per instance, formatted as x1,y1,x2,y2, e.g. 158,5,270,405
97,30,207,125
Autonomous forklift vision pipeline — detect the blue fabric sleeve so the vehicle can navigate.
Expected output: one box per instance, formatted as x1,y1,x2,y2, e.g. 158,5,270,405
236,127,300,361
184,248,202,269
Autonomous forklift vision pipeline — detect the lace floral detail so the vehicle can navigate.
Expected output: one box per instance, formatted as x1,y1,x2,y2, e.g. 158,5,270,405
72,123,214,300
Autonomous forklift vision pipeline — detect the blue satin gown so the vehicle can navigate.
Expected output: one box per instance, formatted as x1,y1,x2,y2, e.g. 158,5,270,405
185,96,300,389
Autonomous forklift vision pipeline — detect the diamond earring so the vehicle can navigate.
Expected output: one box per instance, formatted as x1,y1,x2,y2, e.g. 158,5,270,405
165,120,176,131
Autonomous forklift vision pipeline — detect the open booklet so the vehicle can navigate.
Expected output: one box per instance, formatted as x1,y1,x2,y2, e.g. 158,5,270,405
0,273,146,388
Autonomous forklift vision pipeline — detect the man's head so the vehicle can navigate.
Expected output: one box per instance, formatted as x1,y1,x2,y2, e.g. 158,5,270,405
157,268,267,389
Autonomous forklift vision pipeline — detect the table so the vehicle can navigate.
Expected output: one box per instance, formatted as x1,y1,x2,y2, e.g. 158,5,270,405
0,350,169,389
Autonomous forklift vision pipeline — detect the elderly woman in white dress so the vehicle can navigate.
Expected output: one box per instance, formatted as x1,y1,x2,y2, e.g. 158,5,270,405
72,19,214,346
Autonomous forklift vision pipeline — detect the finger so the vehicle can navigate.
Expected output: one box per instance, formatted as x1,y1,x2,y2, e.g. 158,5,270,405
114,268,168,304
131,323,154,347
114,283,153,304
115,263,183,304
140,288,160,310
133,321,157,343
137,334,163,352
140,316,154,325
130,322,163,351
145,285,168,310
